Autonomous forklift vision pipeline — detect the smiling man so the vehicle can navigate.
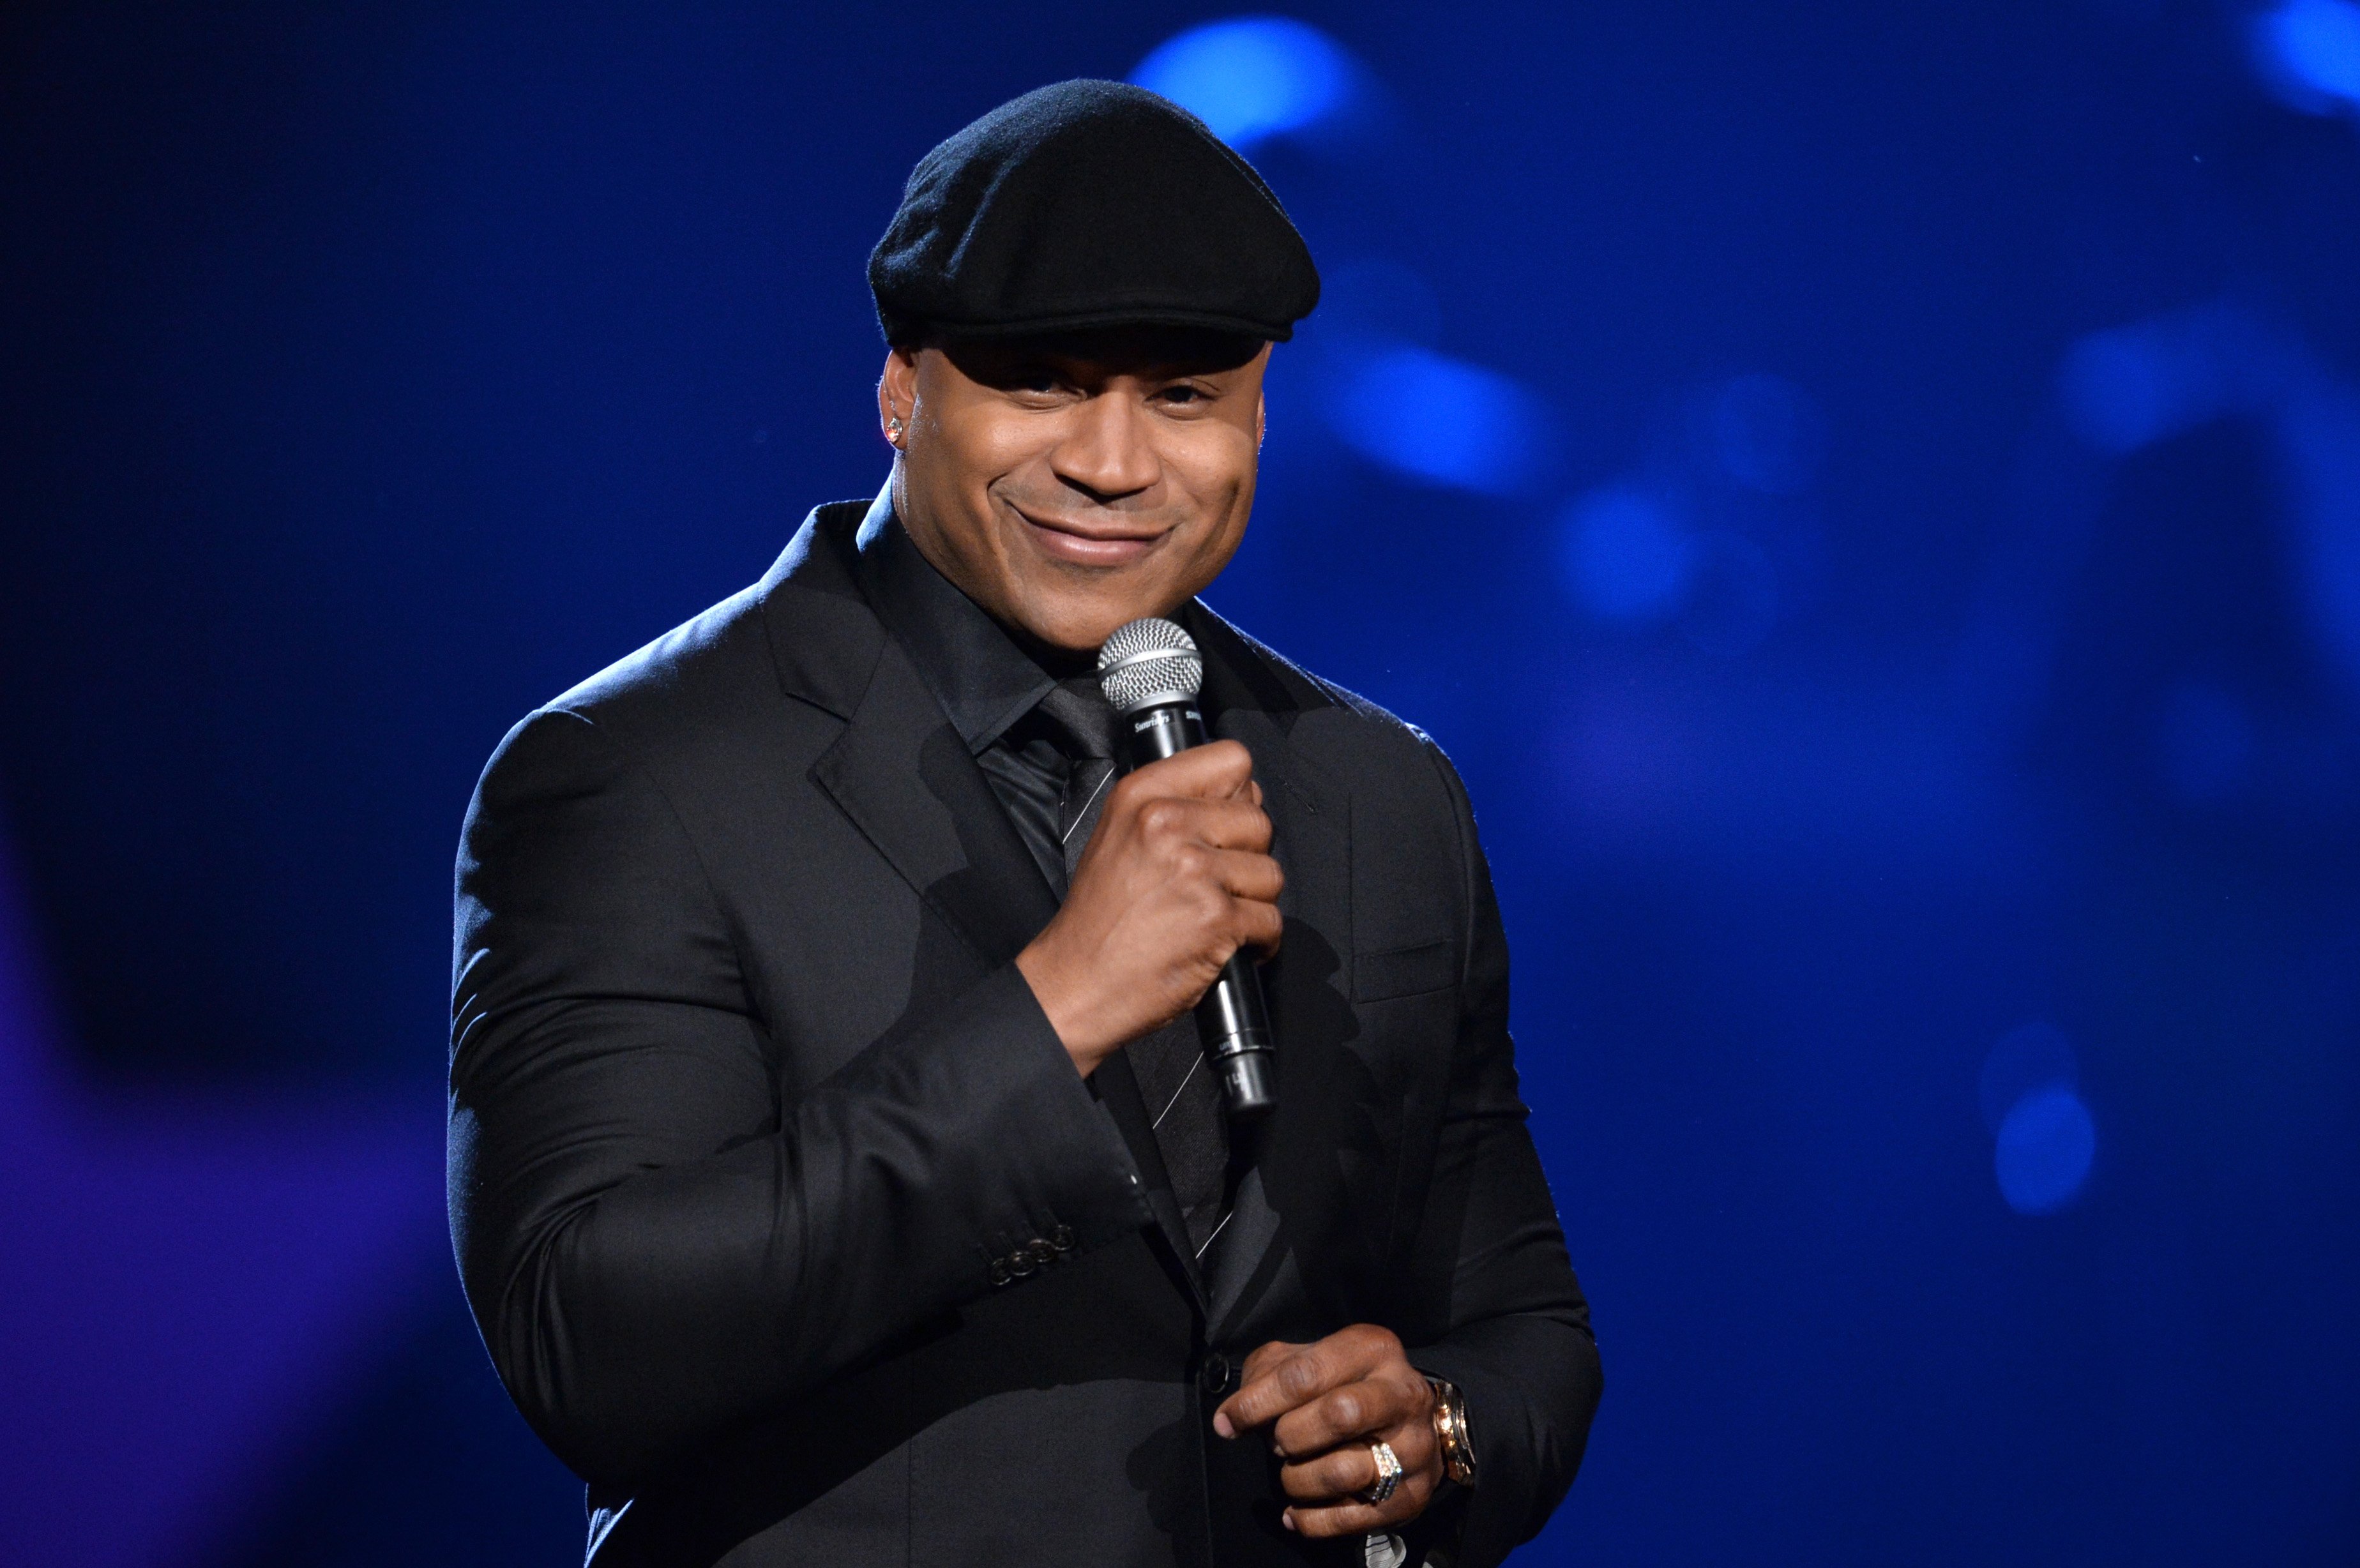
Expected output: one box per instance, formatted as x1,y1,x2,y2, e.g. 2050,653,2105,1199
449,80,1600,1568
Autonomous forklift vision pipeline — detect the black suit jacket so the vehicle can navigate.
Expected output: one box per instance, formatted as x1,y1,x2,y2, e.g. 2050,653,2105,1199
448,500,1601,1567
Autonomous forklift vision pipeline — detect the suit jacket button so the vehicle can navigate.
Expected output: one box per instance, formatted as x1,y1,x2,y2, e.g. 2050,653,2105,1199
1008,1250,1036,1278
988,1258,1011,1286
1050,1225,1075,1252
1027,1239,1059,1268
1199,1353,1231,1395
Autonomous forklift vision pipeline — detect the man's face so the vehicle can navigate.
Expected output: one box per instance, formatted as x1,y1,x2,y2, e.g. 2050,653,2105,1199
879,328,1270,654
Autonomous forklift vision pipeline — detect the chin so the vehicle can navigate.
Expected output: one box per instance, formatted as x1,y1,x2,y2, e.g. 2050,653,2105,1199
1031,615,1128,655
1018,594,1163,655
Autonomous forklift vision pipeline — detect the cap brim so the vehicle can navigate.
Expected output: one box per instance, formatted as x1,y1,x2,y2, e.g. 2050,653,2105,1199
916,306,1295,344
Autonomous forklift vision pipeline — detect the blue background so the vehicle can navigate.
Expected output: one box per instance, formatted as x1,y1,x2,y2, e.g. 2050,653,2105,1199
4,3,2357,1563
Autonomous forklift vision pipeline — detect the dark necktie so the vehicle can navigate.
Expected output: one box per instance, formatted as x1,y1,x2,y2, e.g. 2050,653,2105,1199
1034,678,1233,1260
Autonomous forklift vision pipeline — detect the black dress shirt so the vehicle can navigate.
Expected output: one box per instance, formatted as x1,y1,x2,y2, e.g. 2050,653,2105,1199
849,508,1234,1253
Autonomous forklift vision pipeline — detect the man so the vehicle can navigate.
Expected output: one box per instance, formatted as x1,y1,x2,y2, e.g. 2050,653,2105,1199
450,80,1599,1567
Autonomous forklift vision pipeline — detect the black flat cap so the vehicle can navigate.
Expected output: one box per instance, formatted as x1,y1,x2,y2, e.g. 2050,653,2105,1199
869,79,1320,345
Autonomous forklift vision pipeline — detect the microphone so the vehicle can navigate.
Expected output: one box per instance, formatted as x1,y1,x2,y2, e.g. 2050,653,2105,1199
1096,617,1279,1121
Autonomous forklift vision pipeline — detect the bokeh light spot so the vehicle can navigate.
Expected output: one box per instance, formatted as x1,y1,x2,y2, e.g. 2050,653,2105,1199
1994,1087,2097,1214
1131,17,1354,149
1324,342,1552,495
2255,0,2360,109
2059,326,2184,454
1560,485,1695,622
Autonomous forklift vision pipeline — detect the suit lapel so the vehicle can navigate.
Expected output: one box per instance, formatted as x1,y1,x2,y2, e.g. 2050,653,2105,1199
810,637,1061,974
769,504,1061,974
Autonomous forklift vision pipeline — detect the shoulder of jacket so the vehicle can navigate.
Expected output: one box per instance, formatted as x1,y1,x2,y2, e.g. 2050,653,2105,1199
536,579,772,737
1236,627,1446,764
1209,622,1469,848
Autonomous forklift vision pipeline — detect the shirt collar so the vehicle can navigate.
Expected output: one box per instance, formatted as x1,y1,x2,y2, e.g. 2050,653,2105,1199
850,486,1059,755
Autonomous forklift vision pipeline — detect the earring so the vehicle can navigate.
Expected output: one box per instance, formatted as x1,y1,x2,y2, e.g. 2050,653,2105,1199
887,415,905,444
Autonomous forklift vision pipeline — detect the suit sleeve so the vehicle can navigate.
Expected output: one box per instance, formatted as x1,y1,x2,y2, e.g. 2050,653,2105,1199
446,707,1150,1489
1402,741,1603,1568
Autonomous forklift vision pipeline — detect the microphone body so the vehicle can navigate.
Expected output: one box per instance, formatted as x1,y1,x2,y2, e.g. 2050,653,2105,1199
1098,621,1280,1121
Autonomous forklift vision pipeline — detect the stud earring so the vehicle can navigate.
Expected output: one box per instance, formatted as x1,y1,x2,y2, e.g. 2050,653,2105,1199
887,416,905,444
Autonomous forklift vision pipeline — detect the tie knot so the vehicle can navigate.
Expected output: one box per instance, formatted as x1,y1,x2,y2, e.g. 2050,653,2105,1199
1035,677,1117,762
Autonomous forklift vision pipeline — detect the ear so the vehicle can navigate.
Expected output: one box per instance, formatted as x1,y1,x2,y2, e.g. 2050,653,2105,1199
1250,341,1271,452
878,347,921,448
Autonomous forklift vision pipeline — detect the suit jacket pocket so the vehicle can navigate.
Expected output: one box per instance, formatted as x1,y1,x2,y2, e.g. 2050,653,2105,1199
1352,938,1458,1002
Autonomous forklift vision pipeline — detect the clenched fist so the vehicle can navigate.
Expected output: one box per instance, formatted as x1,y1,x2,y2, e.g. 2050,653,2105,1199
1016,739,1283,1075
1213,1325,1445,1538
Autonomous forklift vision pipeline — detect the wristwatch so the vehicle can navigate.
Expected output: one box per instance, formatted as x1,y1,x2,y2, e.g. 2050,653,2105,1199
1423,1376,1478,1488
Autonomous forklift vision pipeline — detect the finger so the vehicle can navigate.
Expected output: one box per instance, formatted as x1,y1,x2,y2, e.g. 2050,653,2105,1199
1207,848,1284,905
1271,1375,1421,1461
1212,1341,1305,1435
1236,1339,1305,1387
1283,1482,1432,1540
1278,1440,1386,1502
1216,1346,1320,1436
1229,892,1284,960
1216,1337,1361,1436
1277,1422,1437,1516
1223,905,1283,964
1121,740,1253,800
1189,797,1273,853
1280,1438,1435,1537
1128,795,1270,854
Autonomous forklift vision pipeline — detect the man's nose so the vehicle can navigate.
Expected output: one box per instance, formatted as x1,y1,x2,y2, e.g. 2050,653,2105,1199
1052,390,1160,501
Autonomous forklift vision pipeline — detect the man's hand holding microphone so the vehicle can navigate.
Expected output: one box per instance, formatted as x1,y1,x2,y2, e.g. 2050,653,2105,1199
1015,737,1280,1074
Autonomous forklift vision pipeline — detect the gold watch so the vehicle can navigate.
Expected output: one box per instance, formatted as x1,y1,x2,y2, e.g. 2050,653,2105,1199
1424,1376,1478,1488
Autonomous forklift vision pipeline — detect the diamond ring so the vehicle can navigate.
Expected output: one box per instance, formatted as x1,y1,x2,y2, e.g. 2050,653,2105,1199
1362,1439,1402,1505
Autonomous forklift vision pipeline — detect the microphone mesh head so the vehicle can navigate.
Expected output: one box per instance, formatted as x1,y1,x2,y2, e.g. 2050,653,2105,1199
1097,617,1203,714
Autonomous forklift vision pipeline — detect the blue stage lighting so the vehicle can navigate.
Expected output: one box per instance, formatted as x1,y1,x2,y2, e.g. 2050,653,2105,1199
1711,373,1826,495
2275,381,2360,701
1323,341,1552,495
1679,529,1781,655
1320,257,1444,347
1560,483,1695,622
2059,324,2186,455
1994,1087,2098,1215
2156,677,2257,803
2255,0,2360,110
1978,1021,2079,1135
1131,17,1354,150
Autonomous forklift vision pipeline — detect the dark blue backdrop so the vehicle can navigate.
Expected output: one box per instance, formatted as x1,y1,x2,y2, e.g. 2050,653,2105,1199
5,3,2357,1564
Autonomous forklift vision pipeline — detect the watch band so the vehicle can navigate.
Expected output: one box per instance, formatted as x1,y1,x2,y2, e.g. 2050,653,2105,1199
1423,1375,1478,1488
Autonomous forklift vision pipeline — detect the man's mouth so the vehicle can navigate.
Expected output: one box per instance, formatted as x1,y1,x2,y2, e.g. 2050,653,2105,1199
1006,502,1168,568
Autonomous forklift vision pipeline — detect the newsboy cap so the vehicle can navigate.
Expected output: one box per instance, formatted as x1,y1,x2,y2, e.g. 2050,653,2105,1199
868,79,1320,345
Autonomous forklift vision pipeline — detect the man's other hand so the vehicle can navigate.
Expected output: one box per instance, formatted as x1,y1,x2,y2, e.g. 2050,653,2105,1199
1211,1324,1444,1539
1016,739,1282,1075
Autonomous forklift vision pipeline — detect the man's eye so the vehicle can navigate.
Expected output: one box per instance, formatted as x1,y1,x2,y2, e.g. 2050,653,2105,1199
1160,385,1205,404
992,365,1063,395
